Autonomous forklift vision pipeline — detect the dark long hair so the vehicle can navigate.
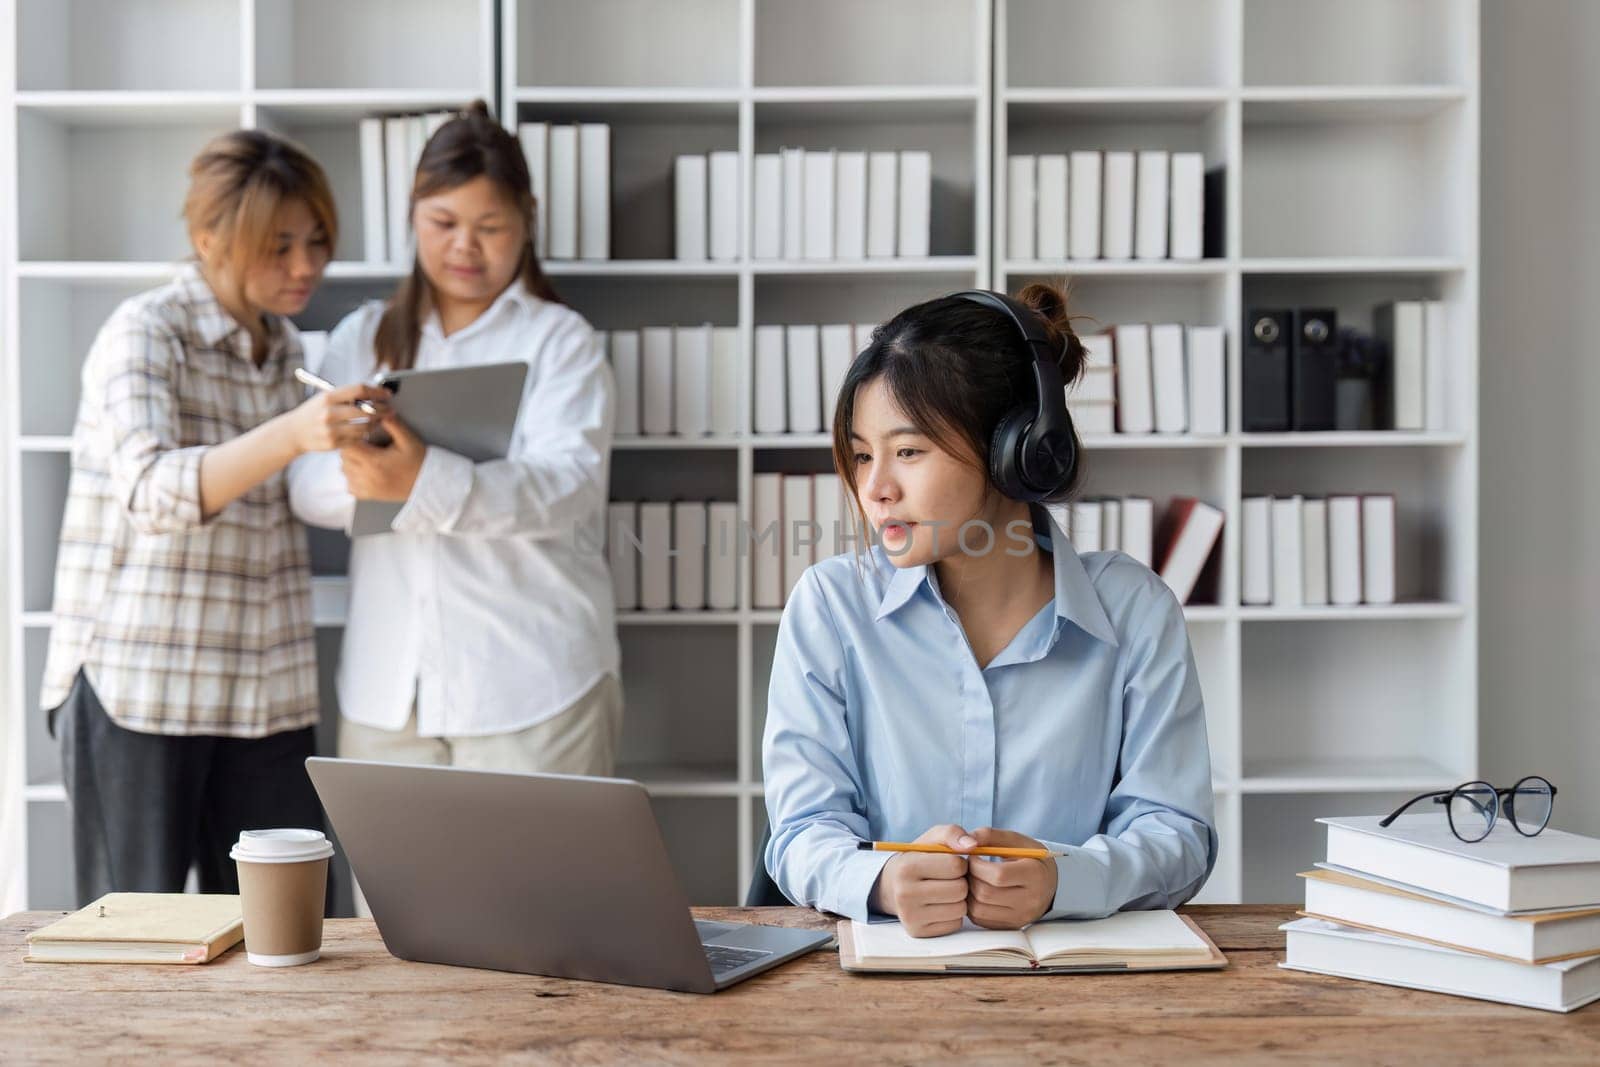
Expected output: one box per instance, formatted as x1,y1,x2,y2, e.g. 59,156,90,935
830,282,1091,538
374,100,562,371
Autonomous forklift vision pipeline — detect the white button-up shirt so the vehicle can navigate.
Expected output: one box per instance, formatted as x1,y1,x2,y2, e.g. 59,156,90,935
288,284,619,737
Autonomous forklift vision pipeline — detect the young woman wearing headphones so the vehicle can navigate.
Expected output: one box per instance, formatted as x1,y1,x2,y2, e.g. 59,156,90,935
761,284,1217,937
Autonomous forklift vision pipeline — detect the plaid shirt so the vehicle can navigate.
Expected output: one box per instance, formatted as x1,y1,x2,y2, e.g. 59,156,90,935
39,263,319,737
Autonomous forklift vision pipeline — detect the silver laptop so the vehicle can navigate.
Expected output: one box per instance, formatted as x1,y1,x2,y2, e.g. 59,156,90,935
306,758,831,993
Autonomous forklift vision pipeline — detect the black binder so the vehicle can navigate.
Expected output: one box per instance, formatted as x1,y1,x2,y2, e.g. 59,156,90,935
1292,308,1339,430
1243,309,1292,432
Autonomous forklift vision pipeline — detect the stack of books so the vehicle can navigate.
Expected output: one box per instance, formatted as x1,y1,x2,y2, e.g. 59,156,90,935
518,122,611,260
743,148,932,262
1282,815,1600,1013
1045,496,1223,606
1006,151,1216,262
1242,494,1395,608
1072,325,1226,437
752,322,877,436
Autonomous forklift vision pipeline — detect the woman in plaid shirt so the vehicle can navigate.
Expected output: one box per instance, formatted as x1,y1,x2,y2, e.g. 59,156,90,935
40,131,390,906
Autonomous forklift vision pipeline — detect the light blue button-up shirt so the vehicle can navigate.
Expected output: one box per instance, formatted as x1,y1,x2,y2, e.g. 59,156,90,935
762,510,1217,923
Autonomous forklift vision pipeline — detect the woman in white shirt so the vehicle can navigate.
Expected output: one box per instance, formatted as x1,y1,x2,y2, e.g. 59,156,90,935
289,102,620,782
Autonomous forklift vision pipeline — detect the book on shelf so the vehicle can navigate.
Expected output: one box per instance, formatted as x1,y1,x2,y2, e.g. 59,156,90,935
673,154,708,262
1375,301,1426,431
1298,868,1600,966
1102,499,1122,556
1120,497,1155,569
813,474,846,560
819,324,853,428
1241,496,1272,606
866,151,898,258
637,502,673,612
708,150,740,263
384,116,412,264
781,475,814,602
1111,324,1154,434
607,502,639,610
673,324,711,437
1036,153,1068,261
803,150,836,261
547,125,579,260
1007,155,1036,261
1155,497,1223,605
781,147,805,261
707,502,739,610
753,153,783,260
834,151,867,260
358,117,387,263
518,122,549,259
753,325,786,435
1100,150,1134,260
1360,495,1396,605
897,150,931,258
839,910,1225,975
1169,152,1204,261
1186,325,1225,435
1134,150,1169,261
577,124,610,260
1149,323,1187,434
1302,498,1329,606
752,474,784,609
1327,495,1363,607
1424,301,1449,431
672,501,707,611
1270,496,1304,609
786,325,822,434
610,332,641,436
1068,151,1101,260
1069,500,1102,553
1281,917,1600,1014
640,326,674,437
708,327,740,437
25,893,242,965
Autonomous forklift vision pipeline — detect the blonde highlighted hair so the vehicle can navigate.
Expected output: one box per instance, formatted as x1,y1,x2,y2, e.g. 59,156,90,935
183,129,337,357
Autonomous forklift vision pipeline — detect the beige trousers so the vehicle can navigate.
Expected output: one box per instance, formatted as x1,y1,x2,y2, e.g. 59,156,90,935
338,674,624,916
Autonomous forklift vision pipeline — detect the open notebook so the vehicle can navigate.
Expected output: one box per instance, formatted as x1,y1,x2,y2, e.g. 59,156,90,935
839,910,1226,974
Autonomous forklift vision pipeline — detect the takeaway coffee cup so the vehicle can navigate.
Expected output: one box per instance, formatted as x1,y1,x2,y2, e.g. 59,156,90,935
230,828,334,967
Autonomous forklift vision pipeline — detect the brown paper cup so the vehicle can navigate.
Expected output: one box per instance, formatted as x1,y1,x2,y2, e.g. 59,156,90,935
231,829,334,967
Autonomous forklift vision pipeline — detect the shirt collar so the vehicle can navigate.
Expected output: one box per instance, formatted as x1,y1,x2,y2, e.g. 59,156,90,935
421,281,539,342
175,261,287,364
873,507,1119,647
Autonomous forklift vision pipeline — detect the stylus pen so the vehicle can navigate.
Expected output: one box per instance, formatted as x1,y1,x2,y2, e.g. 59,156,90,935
857,841,1067,860
295,366,383,418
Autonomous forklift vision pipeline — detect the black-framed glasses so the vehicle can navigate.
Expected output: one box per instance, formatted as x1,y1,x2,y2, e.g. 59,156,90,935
1380,776,1557,842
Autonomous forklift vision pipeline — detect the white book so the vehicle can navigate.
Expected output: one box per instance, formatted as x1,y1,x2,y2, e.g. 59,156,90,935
753,154,783,260
518,122,549,259
408,115,428,173
637,502,673,612
1149,323,1187,434
1036,154,1068,261
383,117,412,265
1320,815,1600,914
1069,402,1115,436
1121,497,1155,568
1007,155,1036,261
640,326,674,437
753,325,788,434
607,502,639,611
1169,152,1204,260
782,475,814,602
1327,495,1363,607
834,151,867,260
709,327,740,436
673,154,708,262
1068,151,1102,260
803,150,836,260
1376,301,1426,430
1425,300,1448,431
1361,494,1396,605
1074,367,1115,403
1156,499,1223,604
1302,498,1329,606
1112,324,1154,434
1134,150,1170,260
1241,496,1273,605
609,331,641,437
1101,500,1122,555
1070,501,1102,553
358,117,387,263
672,502,708,611
706,502,740,610
820,324,854,427
1100,151,1134,260
785,325,822,434
1281,918,1600,1014
781,148,805,261
1270,496,1304,608
709,150,739,262
1299,868,1600,966
673,324,711,436
866,151,898,258
897,150,931,258
547,125,579,260
1186,325,1226,435
1081,333,1114,372
577,123,610,260
752,474,784,609
813,474,845,560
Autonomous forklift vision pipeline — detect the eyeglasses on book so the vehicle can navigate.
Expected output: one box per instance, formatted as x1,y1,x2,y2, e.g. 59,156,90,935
1380,776,1557,842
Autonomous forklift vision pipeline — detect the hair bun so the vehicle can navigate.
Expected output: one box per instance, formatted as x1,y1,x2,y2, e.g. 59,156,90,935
1013,281,1086,386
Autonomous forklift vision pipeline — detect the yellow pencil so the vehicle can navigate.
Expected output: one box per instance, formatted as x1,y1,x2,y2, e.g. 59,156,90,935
856,840,1066,860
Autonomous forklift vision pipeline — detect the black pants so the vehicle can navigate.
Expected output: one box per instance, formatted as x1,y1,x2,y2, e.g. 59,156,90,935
54,670,327,909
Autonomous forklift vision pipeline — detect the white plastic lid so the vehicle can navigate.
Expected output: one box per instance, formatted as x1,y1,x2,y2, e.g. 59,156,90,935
230,828,334,864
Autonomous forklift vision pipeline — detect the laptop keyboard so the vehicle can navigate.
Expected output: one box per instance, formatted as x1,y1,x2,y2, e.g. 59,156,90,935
702,943,772,975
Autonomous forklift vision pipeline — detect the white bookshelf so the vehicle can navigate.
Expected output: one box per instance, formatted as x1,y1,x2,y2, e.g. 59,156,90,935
2,0,1478,914
994,0,1479,905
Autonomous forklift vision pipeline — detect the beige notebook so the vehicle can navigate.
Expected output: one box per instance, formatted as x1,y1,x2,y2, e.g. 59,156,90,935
839,909,1226,974
25,893,244,964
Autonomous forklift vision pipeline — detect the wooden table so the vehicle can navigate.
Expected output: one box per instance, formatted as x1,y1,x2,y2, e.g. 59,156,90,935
3,905,1597,1064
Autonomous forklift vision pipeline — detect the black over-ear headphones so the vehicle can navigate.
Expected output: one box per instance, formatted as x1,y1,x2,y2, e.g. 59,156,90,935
951,289,1078,503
